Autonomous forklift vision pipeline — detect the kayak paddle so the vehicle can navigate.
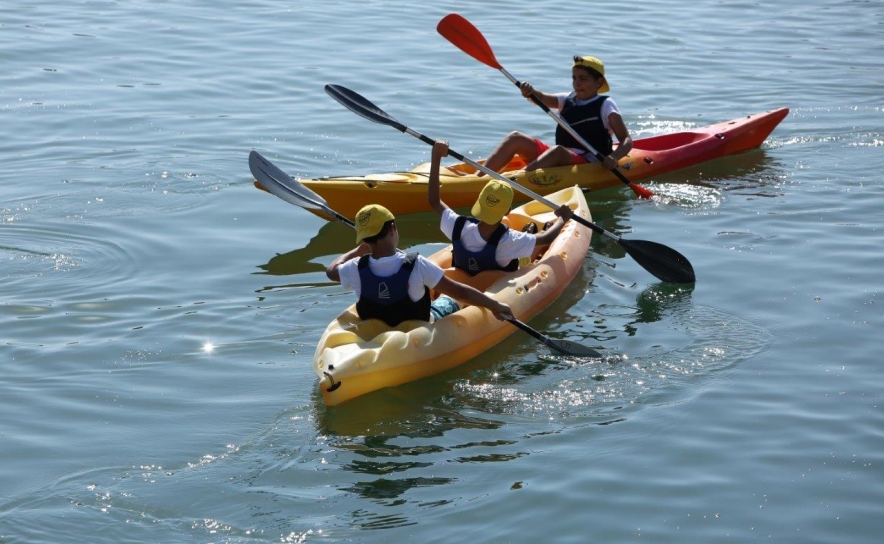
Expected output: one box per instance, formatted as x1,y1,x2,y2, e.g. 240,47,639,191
437,13,654,200
248,150,355,227
324,84,695,284
248,150,603,357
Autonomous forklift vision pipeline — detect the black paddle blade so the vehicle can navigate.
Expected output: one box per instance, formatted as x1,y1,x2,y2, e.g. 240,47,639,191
506,316,602,357
619,238,696,284
543,338,603,358
324,84,406,133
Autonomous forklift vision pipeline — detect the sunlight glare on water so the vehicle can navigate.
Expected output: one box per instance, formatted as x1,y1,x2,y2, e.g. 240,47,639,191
1,0,882,542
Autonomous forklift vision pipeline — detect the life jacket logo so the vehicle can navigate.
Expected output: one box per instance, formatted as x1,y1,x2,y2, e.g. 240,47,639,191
377,282,390,299
468,258,480,272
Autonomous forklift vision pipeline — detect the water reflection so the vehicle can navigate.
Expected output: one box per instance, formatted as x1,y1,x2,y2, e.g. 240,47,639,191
653,150,789,194
342,476,454,501
256,220,353,276
313,384,506,439
632,282,697,327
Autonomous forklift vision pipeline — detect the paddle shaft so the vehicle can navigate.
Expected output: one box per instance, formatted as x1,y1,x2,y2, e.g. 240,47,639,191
401,126,621,243
324,83,694,283
400,128,694,282
287,189,355,227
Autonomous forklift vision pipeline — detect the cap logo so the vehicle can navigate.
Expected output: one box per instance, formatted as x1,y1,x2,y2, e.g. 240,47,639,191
357,210,371,226
485,195,501,208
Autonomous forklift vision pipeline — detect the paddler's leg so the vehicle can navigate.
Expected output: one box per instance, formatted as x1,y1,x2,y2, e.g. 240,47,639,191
524,145,576,172
429,295,461,321
479,131,541,176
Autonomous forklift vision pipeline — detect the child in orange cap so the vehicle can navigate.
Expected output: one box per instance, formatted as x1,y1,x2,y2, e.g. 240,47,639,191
326,203,513,326
480,55,633,174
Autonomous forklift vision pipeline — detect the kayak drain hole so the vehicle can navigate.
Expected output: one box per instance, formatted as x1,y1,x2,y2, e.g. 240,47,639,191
715,133,725,139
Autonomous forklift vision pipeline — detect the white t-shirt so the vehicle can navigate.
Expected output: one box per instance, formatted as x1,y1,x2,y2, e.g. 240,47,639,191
337,249,445,302
439,209,536,267
554,93,620,159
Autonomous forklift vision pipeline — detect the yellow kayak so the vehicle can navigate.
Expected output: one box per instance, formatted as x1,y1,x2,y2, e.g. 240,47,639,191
259,108,788,220
313,185,592,406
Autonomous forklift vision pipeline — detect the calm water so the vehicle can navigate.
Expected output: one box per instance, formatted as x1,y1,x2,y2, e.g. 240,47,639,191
2,1,882,542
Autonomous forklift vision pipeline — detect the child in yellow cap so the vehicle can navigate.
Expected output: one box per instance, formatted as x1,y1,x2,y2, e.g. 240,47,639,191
479,55,633,175
326,204,513,326
428,140,573,276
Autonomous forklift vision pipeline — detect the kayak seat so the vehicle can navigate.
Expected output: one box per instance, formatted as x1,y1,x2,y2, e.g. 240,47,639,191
633,131,709,151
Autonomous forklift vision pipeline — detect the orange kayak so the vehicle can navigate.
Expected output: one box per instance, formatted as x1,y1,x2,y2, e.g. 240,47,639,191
257,107,788,220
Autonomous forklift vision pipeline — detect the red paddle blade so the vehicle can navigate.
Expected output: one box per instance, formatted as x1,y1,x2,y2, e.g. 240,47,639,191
437,13,502,70
630,182,654,199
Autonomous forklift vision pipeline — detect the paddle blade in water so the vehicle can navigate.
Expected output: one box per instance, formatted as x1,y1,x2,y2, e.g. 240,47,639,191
629,182,655,199
620,238,696,284
505,316,602,357
437,13,502,70
544,338,603,358
324,84,406,132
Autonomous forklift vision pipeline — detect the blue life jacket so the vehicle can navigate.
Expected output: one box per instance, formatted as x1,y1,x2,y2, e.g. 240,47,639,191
555,95,613,157
356,252,431,326
451,216,519,276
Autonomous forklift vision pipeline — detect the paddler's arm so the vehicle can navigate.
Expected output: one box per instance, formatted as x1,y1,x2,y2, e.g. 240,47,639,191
326,242,371,282
433,275,513,321
427,140,451,216
533,205,574,247
605,112,634,170
519,81,558,109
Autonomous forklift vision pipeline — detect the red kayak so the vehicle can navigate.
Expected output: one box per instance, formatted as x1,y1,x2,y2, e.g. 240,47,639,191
257,107,789,219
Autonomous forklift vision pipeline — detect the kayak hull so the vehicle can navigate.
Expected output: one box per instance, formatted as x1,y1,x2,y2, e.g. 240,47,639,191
313,186,592,406
261,108,788,220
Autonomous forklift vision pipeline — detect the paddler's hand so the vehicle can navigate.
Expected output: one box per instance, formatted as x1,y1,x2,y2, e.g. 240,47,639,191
554,204,573,222
354,241,372,257
519,81,535,100
491,301,514,322
602,154,619,170
432,140,449,160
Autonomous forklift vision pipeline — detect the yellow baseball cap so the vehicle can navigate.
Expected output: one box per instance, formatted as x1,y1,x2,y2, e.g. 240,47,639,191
573,56,610,93
471,180,514,225
355,204,395,243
